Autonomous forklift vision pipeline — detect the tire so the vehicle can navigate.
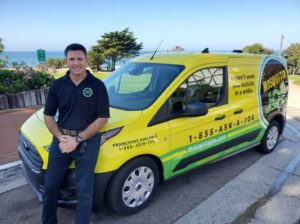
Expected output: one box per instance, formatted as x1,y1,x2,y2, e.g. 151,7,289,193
107,157,159,215
258,120,281,154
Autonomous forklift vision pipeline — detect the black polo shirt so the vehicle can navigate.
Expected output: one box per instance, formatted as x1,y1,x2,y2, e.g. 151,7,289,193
44,70,110,130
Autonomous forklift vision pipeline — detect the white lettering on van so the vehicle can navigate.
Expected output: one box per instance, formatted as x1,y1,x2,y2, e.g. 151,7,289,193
112,134,158,151
187,135,227,153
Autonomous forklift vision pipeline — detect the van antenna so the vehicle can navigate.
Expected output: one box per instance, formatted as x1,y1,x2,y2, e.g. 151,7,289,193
150,39,163,60
201,48,209,53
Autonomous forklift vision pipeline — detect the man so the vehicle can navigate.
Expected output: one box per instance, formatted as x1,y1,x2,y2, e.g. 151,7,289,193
42,43,109,224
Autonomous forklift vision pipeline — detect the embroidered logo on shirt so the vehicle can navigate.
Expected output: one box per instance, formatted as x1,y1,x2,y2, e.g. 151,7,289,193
83,87,93,97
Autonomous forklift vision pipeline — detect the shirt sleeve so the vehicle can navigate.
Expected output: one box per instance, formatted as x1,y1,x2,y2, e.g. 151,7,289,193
44,81,58,116
96,82,110,118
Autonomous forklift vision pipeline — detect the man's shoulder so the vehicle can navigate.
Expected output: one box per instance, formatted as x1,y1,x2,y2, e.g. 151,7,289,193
53,75,66,83
88,73,105,87
49,75,67,90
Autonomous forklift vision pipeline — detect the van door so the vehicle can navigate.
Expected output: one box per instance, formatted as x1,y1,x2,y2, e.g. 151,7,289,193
226,57,265,152
165,65,233,177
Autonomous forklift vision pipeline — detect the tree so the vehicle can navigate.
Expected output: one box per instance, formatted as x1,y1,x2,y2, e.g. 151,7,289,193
88,45,105,71
171,46,185,52
0,57,8,69
284,43,300,75
0,38,7,68
11,62,19,69
0,38,4,53
243,43,274,55
89,28,143,71
45,58,65,69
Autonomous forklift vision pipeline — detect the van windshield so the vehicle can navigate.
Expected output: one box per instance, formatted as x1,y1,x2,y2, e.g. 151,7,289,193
104,62,185,110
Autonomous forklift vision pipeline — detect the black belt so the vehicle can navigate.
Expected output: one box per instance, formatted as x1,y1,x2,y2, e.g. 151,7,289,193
60,128,82,136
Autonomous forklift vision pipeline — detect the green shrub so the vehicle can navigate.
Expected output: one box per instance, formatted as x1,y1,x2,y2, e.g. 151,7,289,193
0,69,54,94
10,79,30,93
0,85,10,94
27,72,54,89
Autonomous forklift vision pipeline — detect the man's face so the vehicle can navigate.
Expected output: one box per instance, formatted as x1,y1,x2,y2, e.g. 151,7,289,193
65,50,88,76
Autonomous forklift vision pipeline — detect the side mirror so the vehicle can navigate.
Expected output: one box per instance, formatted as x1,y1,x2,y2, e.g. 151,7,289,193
184,102,208,116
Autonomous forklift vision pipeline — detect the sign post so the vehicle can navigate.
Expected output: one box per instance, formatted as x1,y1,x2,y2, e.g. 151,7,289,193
37,49,46,63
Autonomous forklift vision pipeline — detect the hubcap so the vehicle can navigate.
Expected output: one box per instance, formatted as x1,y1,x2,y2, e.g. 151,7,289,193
122,166,154,208
266,126,279,150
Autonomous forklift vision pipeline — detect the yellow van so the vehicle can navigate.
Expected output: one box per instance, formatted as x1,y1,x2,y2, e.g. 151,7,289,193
19,52,288,215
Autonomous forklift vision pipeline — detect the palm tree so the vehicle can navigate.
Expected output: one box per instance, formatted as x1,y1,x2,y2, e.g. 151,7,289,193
0,38,4,53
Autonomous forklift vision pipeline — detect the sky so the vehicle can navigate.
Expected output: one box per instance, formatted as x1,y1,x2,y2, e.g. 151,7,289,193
0,0,299,52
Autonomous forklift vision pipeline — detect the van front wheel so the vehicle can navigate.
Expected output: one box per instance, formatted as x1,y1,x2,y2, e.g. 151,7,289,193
258,121,280,154
107,157,159,215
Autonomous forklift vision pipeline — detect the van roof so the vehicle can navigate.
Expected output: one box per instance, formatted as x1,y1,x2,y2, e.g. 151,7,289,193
132,52,266,65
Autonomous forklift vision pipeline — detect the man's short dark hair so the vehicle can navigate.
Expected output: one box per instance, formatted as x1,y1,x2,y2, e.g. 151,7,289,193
64,43,87,57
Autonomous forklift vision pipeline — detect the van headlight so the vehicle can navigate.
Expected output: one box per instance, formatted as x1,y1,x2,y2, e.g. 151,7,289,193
101,127,122,144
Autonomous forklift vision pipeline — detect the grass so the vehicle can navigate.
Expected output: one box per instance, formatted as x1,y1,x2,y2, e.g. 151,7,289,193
288,75,300,86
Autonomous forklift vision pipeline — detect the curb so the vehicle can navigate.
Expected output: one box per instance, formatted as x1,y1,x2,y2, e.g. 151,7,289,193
0,160,22,182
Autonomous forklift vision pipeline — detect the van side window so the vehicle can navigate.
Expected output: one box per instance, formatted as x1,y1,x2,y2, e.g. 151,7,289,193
170,67,225,115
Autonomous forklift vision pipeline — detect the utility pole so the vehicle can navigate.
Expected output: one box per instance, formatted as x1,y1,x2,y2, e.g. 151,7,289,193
280,34,285,56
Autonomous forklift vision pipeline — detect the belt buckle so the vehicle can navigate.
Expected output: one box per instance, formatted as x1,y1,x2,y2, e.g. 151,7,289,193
60,128,80,136
71,130,76,136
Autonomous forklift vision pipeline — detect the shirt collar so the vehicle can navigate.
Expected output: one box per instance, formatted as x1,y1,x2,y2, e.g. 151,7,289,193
62,70,93,84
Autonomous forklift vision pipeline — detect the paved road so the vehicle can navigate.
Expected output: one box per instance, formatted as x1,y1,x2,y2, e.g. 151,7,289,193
0,106,40,165
0,148,263,224
176,133,300,224
1,129,298,224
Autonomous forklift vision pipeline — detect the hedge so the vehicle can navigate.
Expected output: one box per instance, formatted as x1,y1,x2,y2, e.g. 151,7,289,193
0,69,54,95
0,69,53,109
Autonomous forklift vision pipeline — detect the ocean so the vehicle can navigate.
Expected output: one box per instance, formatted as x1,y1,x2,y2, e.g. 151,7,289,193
0,50,281,68
0,51,65,67
0,51,153,68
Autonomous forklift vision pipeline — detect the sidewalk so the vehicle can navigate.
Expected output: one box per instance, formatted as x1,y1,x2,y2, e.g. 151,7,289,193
0,106,41,165
287,81,300,122
176,135,300,224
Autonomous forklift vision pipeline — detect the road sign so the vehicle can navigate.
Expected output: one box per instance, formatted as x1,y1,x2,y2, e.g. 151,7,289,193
37,49,46,62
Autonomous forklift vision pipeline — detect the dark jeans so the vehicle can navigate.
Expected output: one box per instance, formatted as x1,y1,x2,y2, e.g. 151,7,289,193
42,133,101,224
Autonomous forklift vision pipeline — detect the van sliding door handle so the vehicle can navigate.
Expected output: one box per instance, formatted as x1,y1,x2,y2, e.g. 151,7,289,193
234,109,243,115
215,115,226,120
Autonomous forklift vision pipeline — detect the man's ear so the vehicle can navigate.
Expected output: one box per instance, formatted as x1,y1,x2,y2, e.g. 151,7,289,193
64,58,67,65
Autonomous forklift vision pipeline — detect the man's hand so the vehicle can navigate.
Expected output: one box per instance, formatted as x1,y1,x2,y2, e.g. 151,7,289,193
58,135,68,142
59,135,79,153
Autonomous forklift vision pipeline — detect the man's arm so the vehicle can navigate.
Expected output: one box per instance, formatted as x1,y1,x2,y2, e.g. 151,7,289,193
57,117,108,154
80,117,108,141
44,115,75,153
44,115,63,140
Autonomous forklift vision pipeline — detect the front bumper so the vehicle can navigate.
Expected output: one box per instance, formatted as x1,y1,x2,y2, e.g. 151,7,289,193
18,133,114,209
